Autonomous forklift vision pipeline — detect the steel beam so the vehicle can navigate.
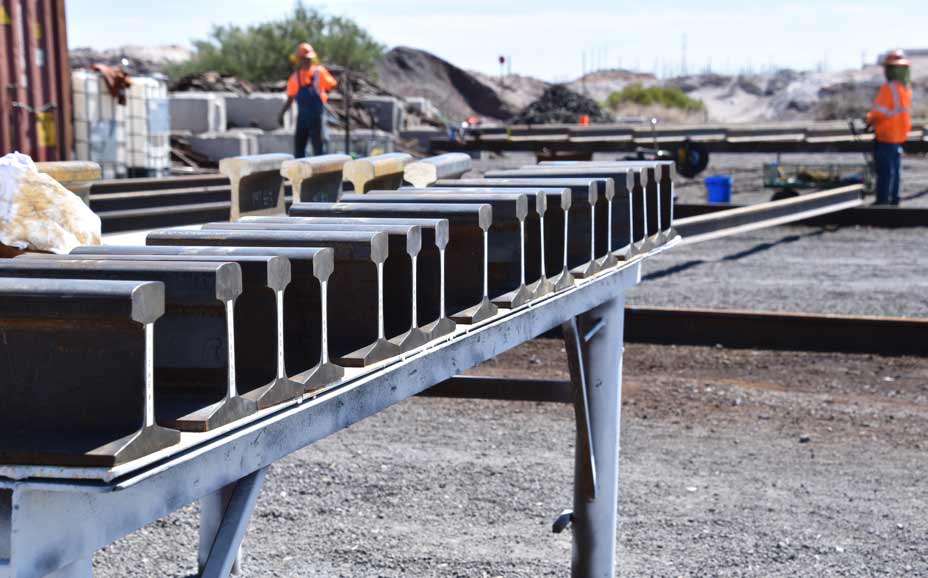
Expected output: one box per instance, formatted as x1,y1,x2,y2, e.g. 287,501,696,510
88,174,230,195
563,296,625,578
0,257,645,578
280,154,351,203
436,177,627,271
198,467,268,578
73,245,341,392
675,185,863,244
483,172,612,278
89,185,231,213
97,201,235,234
32,252,301,410
403,153,473,187
0,259,253,433
400,184,560,299
240,216,456,340
145,228,401,368
220,154,294,221
0,278,179,467
202,221,430,352
539,160,676,242
342,152,412,192
289,202,497,324
358,190,534,308
490,165,664,252
625,305,928,356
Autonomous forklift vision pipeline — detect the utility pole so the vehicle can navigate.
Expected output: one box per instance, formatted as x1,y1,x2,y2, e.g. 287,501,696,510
681,33,687,76
344,69,351,156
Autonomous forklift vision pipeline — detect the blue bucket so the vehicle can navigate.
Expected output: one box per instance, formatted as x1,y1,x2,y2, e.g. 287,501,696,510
704,175,732,203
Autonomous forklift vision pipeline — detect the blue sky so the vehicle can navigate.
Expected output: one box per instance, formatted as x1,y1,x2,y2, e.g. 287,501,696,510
67,1,927,80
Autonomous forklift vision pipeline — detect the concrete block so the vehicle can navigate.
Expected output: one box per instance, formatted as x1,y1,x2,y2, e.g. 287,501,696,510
256,130,295,155
356,95,405,133
399,128,444,151
169,92,227,134
226,92,296,131
188,131,258,163
327,129,396,157
405,96,441,120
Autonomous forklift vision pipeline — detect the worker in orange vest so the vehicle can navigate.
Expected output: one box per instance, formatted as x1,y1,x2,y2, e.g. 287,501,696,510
278,43,337,158
866,50,912,205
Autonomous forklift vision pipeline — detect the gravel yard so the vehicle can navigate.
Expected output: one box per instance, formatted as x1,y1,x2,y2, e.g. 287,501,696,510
93,341,928,577
630,224,928,317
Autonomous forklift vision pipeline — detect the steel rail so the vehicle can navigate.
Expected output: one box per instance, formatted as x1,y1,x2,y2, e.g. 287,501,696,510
625,306,928,356
0,249,666,578
675,185,863,244
675,202,928,228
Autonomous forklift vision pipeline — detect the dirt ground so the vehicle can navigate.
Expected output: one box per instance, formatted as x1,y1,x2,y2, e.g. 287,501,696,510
93,340,928,577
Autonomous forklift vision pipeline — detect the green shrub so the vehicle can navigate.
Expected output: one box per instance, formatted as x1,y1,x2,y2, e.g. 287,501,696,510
606,83,705,111
166,3,384,83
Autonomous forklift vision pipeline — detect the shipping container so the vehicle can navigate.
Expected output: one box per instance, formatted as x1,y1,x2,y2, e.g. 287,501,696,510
0,0,72,161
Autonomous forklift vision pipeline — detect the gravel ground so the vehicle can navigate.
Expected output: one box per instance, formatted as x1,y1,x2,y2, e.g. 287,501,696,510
629,225,928,317
93,341,928,577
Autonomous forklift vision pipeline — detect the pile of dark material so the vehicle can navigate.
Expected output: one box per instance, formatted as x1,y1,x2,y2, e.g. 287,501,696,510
171,71,255,94
515,84,611,124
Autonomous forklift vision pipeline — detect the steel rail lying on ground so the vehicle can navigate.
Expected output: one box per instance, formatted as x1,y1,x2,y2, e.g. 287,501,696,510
431,137,928,155
675,202,928,228
624,306,928,356
675,185,864,244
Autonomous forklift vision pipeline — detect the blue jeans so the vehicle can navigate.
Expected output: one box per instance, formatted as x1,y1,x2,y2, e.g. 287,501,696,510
874,142,902,204
294,111,324,158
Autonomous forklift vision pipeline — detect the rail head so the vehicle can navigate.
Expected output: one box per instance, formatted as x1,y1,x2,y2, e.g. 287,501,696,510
291,201,493,232
403,153,473,187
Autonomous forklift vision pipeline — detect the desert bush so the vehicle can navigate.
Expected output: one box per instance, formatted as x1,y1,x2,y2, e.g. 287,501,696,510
606,83,705,111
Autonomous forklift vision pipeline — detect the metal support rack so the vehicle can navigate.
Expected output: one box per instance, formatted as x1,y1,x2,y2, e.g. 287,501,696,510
0,241,673,578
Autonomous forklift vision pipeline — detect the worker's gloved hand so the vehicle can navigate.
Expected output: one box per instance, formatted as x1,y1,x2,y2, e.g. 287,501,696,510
277,112,286,127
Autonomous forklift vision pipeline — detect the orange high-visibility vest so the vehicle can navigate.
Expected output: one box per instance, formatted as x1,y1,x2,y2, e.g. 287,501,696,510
866,81,912,143
286,65,337,104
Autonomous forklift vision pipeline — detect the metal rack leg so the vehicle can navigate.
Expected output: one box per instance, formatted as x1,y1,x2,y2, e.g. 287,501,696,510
198,467,268,578
43,559,92,578
563,295,625,578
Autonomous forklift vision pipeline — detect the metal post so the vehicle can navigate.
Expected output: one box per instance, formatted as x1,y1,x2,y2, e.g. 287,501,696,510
198,468,268,577
563,295,625,578
344,69,351,156
43,559,92,578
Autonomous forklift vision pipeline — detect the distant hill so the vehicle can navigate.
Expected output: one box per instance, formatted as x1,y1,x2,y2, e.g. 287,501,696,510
71,44,928,124
374,46,522,122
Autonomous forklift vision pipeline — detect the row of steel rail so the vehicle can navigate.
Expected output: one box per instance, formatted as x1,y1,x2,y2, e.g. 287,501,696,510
0,152,685,578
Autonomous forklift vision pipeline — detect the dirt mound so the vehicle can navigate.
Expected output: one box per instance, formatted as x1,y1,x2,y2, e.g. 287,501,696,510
514,84,611,125
70,45,191,75
170,71,255,94
375,46,515,122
